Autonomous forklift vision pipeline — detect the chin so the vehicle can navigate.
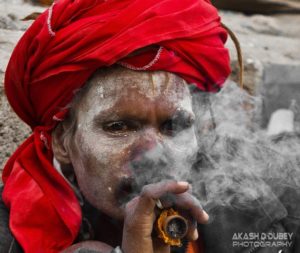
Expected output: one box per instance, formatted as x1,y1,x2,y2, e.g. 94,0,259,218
106,205,125,221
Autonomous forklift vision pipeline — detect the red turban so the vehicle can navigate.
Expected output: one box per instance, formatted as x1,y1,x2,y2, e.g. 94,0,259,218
3,0,230,252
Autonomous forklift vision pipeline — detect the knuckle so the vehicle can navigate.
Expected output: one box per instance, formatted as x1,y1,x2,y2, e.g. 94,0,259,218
184,193,200,208
177,194,191,206
124,202,131,215
165,179,177,188
124,204,132,217
141,185,152,198
123,218,138,235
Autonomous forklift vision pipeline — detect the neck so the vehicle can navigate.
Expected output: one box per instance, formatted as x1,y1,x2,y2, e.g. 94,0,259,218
83,200,123,246
95,212,123,246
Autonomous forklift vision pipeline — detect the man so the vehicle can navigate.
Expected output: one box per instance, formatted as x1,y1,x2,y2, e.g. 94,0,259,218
52,67,209,253
1,0,230,252
3,0,300,252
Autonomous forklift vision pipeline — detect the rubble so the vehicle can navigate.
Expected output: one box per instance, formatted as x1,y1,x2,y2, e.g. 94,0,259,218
222,11,300,126
212,0,300,14
0,0,43,172
267,109,295,136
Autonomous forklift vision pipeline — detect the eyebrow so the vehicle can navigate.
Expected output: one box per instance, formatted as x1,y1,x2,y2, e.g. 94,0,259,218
171,109,195,122
93,106,195,125
92,109,120,125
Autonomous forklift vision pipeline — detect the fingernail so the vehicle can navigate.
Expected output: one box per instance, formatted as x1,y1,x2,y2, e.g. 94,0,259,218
192,229,199,240
203,210,209,221
177,181,189,187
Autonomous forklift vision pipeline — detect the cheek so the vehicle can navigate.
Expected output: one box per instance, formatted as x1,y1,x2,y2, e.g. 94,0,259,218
73,130,130,173
71,129,137,195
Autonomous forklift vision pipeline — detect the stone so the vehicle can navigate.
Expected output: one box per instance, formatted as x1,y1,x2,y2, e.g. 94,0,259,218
267,109,295,136
221,11,300,127
0,0,44,31
0,0,43,174
0,29,24,77
0,86,31,172
212,0,300,14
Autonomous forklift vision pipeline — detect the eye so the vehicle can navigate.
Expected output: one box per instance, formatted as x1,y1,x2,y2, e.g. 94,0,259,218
102,120,140,134
161,114,194,136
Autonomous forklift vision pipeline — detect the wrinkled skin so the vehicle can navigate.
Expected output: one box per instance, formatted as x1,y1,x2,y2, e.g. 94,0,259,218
53,67,209,253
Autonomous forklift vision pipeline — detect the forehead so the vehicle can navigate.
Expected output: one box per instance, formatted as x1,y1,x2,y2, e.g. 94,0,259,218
77,67,193,117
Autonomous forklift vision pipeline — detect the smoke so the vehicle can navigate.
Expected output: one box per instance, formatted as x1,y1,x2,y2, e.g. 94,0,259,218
193,81,300,224
125,81,300,224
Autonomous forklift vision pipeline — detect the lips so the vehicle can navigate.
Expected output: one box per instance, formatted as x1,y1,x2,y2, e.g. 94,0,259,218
115,176,139,205
116,146,176,205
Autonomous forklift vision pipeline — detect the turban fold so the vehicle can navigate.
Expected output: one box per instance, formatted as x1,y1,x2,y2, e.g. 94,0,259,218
3,0,230,252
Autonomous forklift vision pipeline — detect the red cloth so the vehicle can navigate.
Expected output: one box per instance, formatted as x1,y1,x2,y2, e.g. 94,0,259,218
3,0,230,252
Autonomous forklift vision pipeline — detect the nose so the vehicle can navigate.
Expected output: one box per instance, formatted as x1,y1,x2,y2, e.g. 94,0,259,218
130,127,164,161
129,128,175,188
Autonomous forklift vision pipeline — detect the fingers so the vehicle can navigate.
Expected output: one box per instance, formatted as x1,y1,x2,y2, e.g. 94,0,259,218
186,219,198,241
129,180,209,224
122,181,190,253
172,193,209,224
124,179,208,243
158,191,209,224
141,180,190,199
132,180,190,215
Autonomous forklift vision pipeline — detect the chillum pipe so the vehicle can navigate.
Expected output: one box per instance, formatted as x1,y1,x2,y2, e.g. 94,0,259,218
155,200,188,247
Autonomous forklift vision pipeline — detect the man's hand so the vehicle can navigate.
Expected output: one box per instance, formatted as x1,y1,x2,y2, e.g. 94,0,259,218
122,181,209,253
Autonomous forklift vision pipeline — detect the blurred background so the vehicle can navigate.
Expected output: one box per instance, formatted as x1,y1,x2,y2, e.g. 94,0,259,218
0,0,300,174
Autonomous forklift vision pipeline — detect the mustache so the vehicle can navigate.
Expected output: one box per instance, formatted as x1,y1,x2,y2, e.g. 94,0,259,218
115,176,138,205
115,155,181,206
115,136,199,206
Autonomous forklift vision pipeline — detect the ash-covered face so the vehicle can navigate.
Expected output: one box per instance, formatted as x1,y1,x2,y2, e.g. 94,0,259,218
56,67,198,219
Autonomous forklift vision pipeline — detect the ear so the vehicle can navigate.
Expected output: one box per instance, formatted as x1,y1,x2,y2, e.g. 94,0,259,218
52,123,72,165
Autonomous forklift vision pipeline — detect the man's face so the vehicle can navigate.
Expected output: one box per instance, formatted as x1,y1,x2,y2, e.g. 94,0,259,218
66,67,198,219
